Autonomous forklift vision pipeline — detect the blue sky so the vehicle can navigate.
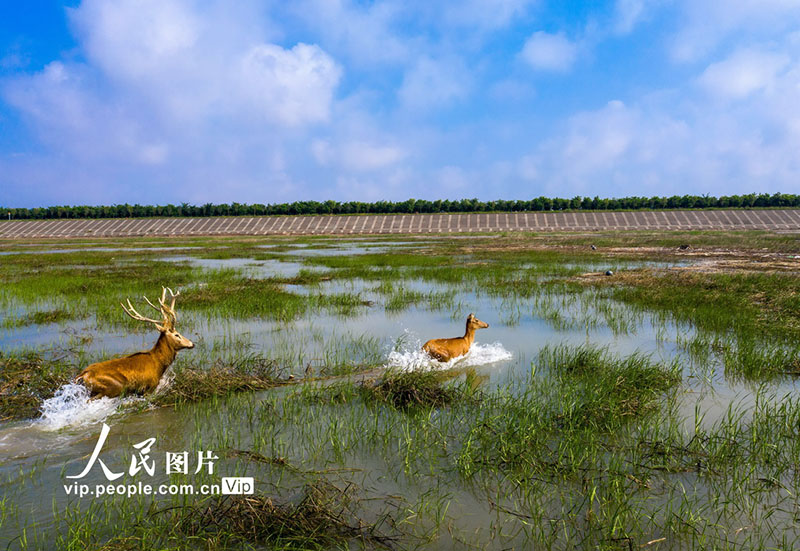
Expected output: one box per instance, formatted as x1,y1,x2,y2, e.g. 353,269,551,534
1,0,799,208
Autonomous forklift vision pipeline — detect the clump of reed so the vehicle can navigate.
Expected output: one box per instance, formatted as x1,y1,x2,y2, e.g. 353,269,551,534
539,343,682,430
365,369,480,410
151,354,290,407
297,369,481,410
163,481,397,550
2,308,79,329
0,352,73,421
457,344,681,479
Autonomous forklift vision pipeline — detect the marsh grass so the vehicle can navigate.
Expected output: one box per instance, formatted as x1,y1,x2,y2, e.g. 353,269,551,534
71,482,401,551
0,352,73,421
278,268,332,285
722,338,800,380
0,257,198,327
150,358,289,408
375,280,457,312
365,369,479,410
160,481,398,550
1,308,80,329
180,270,309,322
298,369,480,410
547,345,681,430
588,269,800,341
478,229,800,253
458,345,681,480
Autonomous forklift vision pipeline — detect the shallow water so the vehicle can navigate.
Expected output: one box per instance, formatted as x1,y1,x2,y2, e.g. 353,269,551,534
155,255,326,278
277,240,424,256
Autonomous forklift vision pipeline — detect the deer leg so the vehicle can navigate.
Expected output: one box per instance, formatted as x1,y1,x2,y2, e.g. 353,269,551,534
80,373,125,399
423,343,450,362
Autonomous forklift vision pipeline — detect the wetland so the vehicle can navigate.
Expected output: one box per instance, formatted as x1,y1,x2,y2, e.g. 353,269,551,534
1,230,799,550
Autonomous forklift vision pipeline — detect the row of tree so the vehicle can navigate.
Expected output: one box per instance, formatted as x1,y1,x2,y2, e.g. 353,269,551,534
3,193,798,220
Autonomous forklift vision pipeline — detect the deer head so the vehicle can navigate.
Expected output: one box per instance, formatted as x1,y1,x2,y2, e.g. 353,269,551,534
121,287,194,350
466,313,489,330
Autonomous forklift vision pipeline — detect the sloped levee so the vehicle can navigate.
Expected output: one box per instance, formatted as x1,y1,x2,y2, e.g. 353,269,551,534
1,209,799,238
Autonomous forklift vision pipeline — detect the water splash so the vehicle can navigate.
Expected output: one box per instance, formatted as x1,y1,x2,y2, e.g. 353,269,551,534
37,383,132,431
35,371,176,431
152,370,175,395
386,336,513,372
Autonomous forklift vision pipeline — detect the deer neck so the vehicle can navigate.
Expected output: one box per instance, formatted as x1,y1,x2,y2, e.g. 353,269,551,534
463,324,476,346
151,332,177,376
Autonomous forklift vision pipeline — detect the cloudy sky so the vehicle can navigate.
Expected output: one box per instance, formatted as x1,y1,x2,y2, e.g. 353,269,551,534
1,0,799,207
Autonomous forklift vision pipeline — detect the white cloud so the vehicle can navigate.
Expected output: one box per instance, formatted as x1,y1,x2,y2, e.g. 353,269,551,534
2,0,343,204
520,32,578,72
613,0,660,34
238,43,341,126
312,139,407,171
70,0,202,81
520,100,692,195
517,155,538,181
334,167,413,201
3,61,169,165
489,78,536,102
5,0,800,207
436,166,472,192
291,0,411,66
63,0,342,127
311,139,334,165
398,57,471,109
519,55,800,197
340,142,407,171
698,48,789,100
670,0,800,62
444,0,536,30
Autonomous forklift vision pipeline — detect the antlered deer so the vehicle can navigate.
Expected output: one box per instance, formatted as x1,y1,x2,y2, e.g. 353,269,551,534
76,287,194,398
422,313,489,362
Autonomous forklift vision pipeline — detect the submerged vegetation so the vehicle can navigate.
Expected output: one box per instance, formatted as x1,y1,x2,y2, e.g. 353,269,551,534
1,230,799,549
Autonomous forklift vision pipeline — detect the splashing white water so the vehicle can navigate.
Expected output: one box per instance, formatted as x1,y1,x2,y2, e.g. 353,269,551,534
386,338,513,372
37,383,134,431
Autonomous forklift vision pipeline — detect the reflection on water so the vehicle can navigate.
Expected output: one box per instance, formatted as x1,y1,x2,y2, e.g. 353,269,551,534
157,255,328,278
277,240,423,256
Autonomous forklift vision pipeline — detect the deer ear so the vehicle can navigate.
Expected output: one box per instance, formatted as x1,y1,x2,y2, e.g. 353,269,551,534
468,313,474,319
155,323,166,332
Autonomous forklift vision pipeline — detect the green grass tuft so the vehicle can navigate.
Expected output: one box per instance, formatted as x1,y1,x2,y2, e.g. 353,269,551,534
0,352,74,421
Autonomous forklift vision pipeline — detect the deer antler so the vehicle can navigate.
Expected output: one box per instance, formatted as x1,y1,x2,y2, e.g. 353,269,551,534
143,287,165,313
159,287,179,327
120,287,181,330
121,298,164,326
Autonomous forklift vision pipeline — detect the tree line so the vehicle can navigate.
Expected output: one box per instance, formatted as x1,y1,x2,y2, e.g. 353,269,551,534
3,193,798,220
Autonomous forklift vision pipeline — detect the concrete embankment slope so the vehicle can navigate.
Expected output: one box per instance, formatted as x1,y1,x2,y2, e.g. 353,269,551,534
1,209,799,238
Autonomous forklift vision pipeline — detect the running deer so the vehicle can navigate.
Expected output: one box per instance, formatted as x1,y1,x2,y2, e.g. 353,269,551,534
76,287,194,398
422,313,489,362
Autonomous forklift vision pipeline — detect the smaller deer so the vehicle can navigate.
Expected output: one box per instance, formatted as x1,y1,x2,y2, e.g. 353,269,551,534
76,287,194,398
422,313,489,362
